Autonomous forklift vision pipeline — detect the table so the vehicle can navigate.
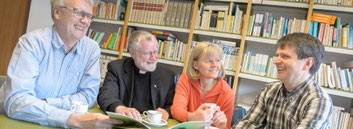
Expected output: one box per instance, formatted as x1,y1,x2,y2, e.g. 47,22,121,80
0,106,180,129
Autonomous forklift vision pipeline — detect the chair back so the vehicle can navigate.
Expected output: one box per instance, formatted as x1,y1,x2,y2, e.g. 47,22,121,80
231,105,247,125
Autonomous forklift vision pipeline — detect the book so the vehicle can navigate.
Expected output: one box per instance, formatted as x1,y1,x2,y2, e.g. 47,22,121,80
168,121,212,129
107,111,150,129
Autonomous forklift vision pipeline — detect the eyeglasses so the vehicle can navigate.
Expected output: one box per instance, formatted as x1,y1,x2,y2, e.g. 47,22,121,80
201,59,221,64
59,6,95,22
135,50,159,57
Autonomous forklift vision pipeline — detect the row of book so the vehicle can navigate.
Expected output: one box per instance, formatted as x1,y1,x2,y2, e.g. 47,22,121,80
93,0,127,20
190,40,239,71
87,28,126,51
308,15,353,48
241,52,278,78
157,39,187,62
194,3,244,34
330,106,353,129
129,0,194,28
248,12,306,39
314,62,353,92
152,30,187,62
100,55,118,79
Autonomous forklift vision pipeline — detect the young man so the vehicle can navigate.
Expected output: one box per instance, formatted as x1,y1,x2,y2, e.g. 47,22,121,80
0,0,121,128
232,33,332,128
97,30,176,121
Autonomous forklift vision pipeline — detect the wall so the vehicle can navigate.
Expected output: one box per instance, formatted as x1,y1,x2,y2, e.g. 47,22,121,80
26,0,52,33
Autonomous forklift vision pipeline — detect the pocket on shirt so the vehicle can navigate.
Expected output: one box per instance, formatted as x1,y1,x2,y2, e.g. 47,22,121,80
67,66,84,87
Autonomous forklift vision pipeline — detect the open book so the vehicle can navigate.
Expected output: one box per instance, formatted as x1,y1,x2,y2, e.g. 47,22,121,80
168,121,213,129
107,111,150,129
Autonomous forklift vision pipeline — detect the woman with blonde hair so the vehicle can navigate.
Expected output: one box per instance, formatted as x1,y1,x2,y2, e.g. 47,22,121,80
171,42,235,129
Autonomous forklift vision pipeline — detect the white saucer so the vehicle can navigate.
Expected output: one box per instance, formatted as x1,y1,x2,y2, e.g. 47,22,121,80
141,117,168,128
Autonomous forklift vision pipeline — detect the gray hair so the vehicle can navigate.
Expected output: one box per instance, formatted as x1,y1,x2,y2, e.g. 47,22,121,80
50,0,94,18
276,33,324,75
127,30,157,51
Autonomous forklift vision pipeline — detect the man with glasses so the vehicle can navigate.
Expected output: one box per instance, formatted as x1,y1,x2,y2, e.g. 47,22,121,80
0,0,121,128
97,30,176,121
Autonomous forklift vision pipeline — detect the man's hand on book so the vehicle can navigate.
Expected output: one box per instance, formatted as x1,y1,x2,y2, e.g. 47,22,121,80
156,107,169,120
66,113,123,129
115,106,142,121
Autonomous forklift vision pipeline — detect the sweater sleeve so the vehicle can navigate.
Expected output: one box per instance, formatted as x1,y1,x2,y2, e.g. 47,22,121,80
221,81,235,129
170,74,190,122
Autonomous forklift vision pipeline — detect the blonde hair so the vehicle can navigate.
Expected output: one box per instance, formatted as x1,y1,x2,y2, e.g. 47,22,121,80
128,30,157,51
186,42,225,81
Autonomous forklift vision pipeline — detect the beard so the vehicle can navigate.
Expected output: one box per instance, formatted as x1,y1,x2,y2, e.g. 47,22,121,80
136,60,157,72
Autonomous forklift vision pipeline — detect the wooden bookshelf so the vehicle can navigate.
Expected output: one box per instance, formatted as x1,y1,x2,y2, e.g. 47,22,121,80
92,0,353,108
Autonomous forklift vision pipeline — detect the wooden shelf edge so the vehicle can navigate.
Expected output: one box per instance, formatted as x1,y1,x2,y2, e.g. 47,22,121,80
128,22,190,33
193,30,242,40
93,19,125,25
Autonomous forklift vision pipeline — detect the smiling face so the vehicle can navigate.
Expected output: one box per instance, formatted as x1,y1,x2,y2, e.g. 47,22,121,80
274,46,312,86
193,53,222,80
130,38,159,72
52,0,92,43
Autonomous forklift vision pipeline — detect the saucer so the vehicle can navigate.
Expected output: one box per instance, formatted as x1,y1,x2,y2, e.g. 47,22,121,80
141,117,167,128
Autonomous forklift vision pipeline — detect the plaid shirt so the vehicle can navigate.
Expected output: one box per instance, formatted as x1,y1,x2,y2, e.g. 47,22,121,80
232,78,332,129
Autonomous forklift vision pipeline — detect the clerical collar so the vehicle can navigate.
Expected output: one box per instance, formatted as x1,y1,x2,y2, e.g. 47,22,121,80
139,70,146,74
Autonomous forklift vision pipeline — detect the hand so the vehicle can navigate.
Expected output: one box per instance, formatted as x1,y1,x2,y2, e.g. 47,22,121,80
115,106,142,121
156,108,169,120
212,109,227,129
187,104,217,121
66,113,122,129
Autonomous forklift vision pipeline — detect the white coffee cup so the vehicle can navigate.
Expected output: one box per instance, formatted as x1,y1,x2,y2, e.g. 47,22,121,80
205,103,217,109
70,101,88,114
143,110,162,124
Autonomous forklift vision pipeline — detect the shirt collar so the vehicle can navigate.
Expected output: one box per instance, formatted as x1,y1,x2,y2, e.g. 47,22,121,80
190,78,224,96
51,26,82,55
281,77,310,98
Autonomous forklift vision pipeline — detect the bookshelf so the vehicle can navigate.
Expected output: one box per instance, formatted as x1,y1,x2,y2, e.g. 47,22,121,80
91,0,353,113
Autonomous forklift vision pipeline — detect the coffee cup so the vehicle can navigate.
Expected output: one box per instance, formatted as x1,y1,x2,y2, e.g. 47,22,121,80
205,103,217,109
143,110,162,124
70,101,88,114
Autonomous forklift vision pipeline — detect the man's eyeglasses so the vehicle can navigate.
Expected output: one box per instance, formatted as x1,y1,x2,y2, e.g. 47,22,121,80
135,50,159,57
59,6,95,22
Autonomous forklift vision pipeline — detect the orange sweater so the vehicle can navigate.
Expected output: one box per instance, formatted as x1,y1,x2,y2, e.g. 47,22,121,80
171,73,235,129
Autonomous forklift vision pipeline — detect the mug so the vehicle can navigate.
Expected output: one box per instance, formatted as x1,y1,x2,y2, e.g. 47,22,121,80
70,101,88,114
143,110,162,123
204,103,217,109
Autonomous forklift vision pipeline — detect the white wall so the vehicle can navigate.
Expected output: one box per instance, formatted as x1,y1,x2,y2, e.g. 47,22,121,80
26,0,52,33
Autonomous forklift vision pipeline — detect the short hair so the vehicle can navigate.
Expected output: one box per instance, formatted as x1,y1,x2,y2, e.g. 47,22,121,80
50,0,94,19
276,33,324,75
186,42,225,81
127,30,157,51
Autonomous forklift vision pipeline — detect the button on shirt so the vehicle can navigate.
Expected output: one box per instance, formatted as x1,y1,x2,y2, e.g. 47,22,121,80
232,78,332,129
0,26,101,127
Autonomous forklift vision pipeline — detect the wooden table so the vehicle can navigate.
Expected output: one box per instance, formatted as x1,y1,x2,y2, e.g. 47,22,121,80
0,106,180,129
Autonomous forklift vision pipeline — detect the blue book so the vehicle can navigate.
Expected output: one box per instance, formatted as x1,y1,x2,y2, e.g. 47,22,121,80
335,17,341,47
283,18,288,36
344,69,350,89
308,21,313,36
313,22,319,38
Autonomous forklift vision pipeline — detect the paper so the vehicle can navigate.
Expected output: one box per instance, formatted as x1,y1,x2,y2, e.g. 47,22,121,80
168,121,213,129
107,111,150,129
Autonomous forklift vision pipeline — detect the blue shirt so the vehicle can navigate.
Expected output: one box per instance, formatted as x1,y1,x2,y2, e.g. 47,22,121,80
0,26,101,127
